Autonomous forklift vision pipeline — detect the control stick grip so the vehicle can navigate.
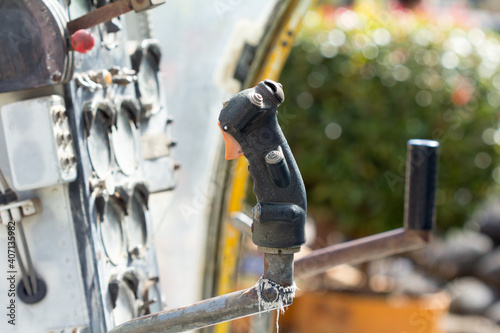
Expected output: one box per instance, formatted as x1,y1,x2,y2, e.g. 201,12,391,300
218,80,306,250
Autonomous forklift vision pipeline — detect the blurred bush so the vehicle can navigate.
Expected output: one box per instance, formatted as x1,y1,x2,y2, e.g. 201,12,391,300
279,2,500,236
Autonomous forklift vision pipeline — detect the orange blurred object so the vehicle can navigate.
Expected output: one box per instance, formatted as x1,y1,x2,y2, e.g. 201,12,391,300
279,291,450,333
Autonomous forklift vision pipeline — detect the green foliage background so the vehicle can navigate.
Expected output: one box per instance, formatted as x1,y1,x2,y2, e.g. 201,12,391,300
279,4,500,237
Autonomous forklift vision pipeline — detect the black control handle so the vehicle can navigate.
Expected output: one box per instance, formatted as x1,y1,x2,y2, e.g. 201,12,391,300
218,80,306,250
404,139,439,231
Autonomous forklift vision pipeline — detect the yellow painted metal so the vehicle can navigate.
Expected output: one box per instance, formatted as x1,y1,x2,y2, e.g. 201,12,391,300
213,158,248,333
249,0,314,85
214,1,314,332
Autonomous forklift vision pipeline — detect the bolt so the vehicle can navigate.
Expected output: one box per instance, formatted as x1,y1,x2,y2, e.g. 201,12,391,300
64,131,73,145
56,131,65,146
168,139,178,148
51,71,62,82
22,203,35,215
262,286,278,303
62,157,71,169
112,75,134,86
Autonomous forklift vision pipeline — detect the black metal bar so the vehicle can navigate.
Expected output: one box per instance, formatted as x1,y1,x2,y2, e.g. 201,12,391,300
404,139,439,231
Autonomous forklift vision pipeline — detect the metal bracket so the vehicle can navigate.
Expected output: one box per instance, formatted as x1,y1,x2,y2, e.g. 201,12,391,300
0,199,40,225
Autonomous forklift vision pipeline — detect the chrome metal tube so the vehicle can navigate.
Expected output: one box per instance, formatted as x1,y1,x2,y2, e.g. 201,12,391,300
294,228,430,278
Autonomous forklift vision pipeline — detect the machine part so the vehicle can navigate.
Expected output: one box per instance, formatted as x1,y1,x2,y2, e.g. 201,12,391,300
0,96,77,191
142,279,162,315
76,73,103,91
123,10,154,41
230,212,252,238
252,202,305,248
67,0,165,34
214,4,310,331
125,189,149,257
0,199,40,224
84,69,114,88
404,139,439,231
112,99,140,175
265,148,291,188
15,219,42,298
218,80,306,251
131,40,162,117
97,195,126,265
248,92,264,107
0,201,45,303
234,43,259,84
294,139,439,278
110,82,301,333
0,0,73,93
17,277,47,304
108,270,294,333
131,0,166,12
110,279,138,326
0,170,17,204
84,102,115,180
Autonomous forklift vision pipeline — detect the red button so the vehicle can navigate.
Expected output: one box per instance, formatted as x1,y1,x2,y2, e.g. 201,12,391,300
71,29,95,54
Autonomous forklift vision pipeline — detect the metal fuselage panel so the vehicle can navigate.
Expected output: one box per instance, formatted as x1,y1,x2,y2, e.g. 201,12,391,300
0,1,172,332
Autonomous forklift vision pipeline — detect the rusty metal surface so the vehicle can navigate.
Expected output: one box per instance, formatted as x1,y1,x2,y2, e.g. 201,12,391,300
0,0,72,93
67,0,133,34
264,253,294,287
108,246,295,333
108,286,266,333
294,228,430,279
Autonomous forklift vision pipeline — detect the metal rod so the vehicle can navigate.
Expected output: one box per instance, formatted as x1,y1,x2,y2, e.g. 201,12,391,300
109,254,295,333
108,286,271,333
67,0,132,34
17,220,38,294
294,228,430,278
0,168,9,192
264,253,294,287
249,312,273,333
231,212,252,238
14,242,33,296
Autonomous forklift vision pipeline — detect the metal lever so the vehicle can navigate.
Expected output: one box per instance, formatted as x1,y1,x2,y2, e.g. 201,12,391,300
218,79,307,253
67,0,165,34
294,139,439,278
108,89,439,333
109,80,303,333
